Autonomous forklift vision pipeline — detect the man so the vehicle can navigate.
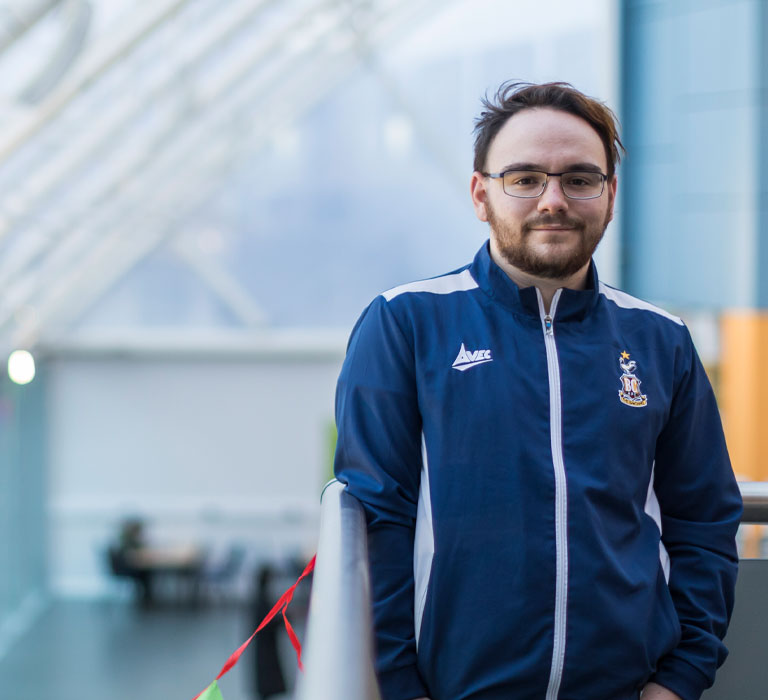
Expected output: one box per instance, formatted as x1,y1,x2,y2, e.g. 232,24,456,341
333,82,742,700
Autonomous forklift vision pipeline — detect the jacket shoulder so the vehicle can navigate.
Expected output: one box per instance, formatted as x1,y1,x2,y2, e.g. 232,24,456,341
381,266,477,302
598,281,684,327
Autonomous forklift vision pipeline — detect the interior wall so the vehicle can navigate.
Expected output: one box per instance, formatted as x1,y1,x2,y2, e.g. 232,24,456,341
46,348,345,598
0,369,47,655
621,0,760,308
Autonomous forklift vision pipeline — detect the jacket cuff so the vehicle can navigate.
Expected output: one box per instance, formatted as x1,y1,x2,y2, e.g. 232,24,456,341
377,664,428,700
649,655,711,700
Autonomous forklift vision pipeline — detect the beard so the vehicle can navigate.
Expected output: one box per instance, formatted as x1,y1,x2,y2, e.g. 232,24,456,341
487,201,612,280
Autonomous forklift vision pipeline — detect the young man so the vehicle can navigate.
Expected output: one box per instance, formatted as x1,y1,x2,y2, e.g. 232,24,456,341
333,82,742,700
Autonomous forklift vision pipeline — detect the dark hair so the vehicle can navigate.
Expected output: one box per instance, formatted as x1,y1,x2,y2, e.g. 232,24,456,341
473,81,625,177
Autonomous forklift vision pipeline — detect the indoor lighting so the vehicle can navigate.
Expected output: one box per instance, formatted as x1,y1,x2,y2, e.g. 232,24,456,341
8,350,35,385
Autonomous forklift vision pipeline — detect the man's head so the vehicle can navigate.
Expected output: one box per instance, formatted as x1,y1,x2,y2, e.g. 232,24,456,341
470,81,624,281
473,81,624,178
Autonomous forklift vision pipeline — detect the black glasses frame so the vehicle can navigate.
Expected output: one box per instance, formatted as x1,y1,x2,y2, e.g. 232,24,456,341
482,169,608,200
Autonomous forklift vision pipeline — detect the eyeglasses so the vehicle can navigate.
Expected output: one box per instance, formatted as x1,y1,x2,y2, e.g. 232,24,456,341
483,169,608,200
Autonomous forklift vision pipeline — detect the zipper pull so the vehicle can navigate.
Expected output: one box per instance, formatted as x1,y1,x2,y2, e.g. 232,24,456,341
544,315,553,335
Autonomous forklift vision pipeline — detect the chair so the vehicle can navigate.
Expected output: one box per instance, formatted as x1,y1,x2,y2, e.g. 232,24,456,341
105,546,152,604
200,544,247,602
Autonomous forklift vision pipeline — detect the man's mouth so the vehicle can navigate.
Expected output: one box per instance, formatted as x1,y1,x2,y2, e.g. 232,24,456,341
526,215,583,228
526,225,582,234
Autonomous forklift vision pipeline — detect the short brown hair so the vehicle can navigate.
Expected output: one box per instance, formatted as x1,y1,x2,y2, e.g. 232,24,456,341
473,81,625,177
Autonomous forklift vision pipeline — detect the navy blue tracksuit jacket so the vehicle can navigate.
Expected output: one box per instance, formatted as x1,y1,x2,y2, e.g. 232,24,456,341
334,241,742,700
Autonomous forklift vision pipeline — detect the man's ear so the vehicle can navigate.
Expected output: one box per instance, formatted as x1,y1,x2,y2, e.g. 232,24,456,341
470,171,489,222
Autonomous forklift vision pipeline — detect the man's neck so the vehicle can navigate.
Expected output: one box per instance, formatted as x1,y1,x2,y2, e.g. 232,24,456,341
489,238,591,315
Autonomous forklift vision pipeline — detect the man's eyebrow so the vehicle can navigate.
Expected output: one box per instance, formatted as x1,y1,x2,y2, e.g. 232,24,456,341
497,162,543,172
497,162,606,173
564,163,605,173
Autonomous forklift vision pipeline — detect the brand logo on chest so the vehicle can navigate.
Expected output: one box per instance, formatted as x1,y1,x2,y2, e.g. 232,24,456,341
452,342,493,372
618,351,648,407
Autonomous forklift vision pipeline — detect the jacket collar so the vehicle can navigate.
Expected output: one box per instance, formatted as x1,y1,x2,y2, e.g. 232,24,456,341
470,240,600,322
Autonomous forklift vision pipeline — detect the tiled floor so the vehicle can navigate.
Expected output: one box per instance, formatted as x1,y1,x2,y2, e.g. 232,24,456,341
0,599,297,700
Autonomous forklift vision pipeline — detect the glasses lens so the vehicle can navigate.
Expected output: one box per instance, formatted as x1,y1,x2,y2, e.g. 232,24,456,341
502,171,547,197
561,172,604,199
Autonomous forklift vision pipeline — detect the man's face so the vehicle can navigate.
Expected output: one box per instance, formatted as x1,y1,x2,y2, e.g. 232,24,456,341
470,107,617,280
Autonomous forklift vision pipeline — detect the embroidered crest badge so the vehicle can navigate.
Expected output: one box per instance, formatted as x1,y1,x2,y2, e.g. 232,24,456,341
618,351,648,407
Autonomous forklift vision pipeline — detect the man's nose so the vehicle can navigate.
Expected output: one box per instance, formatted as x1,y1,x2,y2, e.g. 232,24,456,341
537,176,569,213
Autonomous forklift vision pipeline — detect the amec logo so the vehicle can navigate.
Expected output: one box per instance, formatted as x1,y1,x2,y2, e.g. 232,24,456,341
452,342,493,372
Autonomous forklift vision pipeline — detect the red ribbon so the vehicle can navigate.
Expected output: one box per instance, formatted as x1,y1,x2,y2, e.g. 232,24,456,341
192,555,316,700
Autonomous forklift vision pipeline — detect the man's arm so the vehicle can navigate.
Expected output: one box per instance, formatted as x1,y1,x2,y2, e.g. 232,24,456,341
334,297,429,700
648,329,742,700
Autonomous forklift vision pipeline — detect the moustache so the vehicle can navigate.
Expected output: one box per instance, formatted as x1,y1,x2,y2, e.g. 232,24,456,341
523,216,585,232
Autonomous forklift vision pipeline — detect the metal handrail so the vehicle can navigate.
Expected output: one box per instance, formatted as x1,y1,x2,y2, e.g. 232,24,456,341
295,479,381,700
295,479,768,700
739,481,768,524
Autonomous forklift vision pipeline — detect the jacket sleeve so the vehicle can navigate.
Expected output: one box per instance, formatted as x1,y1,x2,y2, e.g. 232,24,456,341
648,328,743,700
333,295,428,700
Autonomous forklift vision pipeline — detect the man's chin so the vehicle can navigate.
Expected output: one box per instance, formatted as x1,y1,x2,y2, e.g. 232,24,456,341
526,239,582,258
499,247,591,280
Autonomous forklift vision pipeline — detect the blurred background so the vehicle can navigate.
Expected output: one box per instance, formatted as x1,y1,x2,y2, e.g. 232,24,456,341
0,0,765,698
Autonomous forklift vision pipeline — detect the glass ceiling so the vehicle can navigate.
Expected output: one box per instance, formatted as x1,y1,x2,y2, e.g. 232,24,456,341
0,0,613,353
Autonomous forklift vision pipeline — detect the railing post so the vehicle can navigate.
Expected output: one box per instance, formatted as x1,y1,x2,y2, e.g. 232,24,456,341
295,480,381,700
739,481,768,524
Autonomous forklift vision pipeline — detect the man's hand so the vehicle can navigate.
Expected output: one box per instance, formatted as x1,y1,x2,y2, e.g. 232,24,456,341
641,682,683,700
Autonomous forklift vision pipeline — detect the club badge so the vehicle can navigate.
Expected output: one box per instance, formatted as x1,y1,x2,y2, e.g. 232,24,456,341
618,351,648,407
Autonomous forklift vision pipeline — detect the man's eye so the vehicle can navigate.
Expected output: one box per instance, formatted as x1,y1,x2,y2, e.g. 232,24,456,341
565,173,598,187
507,173,543,186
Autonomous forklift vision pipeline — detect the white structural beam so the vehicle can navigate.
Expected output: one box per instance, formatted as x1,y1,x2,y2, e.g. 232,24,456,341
11,45,360,345
0,0,347,325
0,0,62,54
5,0,443,350
0,0,277,280
0,0,194,166
19,0,92,104
171,237,269,328
0,0,450,352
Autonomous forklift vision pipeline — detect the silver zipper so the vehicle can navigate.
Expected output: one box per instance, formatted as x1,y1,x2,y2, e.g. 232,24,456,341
537,289,568,700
